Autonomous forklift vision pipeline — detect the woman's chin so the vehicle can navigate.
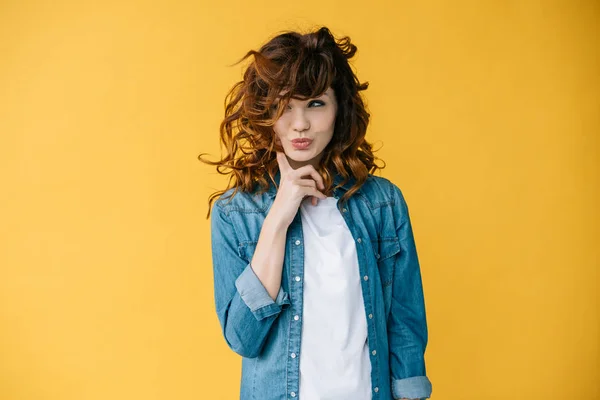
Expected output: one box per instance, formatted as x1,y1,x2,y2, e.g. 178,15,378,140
286,148,315,160
283,148,324,167
288,153,312,162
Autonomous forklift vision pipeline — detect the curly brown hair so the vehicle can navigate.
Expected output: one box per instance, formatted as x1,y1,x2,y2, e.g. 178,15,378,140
199,26,384,218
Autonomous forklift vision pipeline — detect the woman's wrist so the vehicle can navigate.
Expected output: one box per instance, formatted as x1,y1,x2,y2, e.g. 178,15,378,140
265,202,291,231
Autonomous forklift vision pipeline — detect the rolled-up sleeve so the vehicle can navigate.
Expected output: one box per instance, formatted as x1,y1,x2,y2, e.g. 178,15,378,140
235,263,290,320
392,376,432,399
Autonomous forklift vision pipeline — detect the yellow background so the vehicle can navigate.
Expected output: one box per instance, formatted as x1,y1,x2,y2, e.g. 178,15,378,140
0,1,598,399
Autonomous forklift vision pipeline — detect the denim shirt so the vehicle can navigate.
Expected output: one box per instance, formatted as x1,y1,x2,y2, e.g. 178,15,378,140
210,171,433,400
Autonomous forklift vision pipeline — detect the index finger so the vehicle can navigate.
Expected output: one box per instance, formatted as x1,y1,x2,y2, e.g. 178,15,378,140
276,151,291,176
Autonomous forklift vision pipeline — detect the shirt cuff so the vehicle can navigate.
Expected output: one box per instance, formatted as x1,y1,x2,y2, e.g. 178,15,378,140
392,376,432,399
234,263,290,321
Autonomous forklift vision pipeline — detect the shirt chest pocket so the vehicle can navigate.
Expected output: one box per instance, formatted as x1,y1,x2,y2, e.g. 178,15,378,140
371,237,400,288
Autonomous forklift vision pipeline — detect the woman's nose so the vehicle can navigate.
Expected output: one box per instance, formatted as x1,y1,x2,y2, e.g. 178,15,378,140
291,109,310,132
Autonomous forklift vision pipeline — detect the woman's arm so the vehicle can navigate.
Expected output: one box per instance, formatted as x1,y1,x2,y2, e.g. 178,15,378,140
211,203,290,358
249,212,288,300
250,151,327,300
388,184,433,400
211,152,326,359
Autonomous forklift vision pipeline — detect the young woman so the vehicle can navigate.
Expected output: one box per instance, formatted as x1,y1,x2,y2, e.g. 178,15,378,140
200,26,432,400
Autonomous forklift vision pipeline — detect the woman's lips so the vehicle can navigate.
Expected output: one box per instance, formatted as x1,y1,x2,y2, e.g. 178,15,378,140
291,138,312,150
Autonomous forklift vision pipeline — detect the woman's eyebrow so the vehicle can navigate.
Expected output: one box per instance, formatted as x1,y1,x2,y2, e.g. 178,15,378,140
272,93,328,105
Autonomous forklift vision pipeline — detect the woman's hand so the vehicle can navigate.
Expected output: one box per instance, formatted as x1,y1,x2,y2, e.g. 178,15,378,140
268,151,327,229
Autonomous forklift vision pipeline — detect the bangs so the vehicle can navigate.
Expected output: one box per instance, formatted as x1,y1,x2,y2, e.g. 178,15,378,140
284,51,336,100
249,46,336,113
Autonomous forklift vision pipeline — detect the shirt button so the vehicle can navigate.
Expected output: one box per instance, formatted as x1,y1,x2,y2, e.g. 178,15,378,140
374,387,379,393
295,276,301,282
295,240,301,246
372,350,377,356
291,353,296,358
368,313,373,319
342,208,347,212
357,238,362,243
294,315,299,321
375,253,380,259
363,275,369,281
290,392,296,397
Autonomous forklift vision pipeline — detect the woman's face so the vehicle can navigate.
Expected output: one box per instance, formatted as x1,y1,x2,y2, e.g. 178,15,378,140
272,87,338,169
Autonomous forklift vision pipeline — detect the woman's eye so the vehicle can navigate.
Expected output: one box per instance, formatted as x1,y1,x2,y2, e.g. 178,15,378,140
271,101,323,112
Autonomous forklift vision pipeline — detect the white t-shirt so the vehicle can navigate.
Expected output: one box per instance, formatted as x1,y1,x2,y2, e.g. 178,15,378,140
298,196,372,400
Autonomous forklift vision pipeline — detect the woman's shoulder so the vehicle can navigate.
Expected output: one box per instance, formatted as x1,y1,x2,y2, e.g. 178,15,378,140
213,185,272,214
362,174,406,204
